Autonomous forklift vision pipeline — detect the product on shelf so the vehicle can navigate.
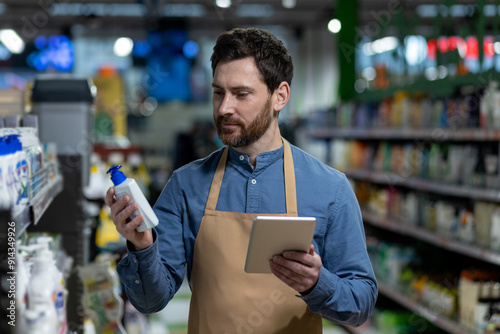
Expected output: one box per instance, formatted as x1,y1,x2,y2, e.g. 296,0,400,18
20,235,67,334
459,269,500,333
95,207,126,252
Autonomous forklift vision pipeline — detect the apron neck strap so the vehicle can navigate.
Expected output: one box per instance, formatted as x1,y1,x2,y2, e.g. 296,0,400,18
205,139,298,215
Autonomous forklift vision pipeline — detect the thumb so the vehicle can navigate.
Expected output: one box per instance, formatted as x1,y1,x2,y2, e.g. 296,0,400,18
309,244,315,255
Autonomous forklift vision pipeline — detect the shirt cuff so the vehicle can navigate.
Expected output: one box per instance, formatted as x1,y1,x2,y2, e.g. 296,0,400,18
125,228,159,271
299,266,337,304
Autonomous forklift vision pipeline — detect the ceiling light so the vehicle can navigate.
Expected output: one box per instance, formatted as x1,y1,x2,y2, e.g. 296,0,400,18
327,19,341,34
0,29,25,54
282,0,296,9
113,37,133,57
216,0,231,9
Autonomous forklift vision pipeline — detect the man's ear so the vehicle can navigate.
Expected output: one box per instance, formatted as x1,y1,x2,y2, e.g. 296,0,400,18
273,82,290,114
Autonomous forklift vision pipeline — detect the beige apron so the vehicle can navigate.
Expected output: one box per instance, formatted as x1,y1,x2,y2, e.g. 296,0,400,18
187,141,323,334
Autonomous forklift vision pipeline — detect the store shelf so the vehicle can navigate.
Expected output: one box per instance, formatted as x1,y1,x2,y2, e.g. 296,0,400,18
309,127,500,141
346,169,500,203
31,175,64,226
362,210,500,266
377,282,474,334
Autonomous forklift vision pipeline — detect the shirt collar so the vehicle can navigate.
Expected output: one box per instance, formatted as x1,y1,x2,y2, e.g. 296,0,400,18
227,144,284,169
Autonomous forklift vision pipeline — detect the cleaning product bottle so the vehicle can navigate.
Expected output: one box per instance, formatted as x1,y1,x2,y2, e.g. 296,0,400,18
27,237,59,334
107,165,158,232
0,137,11,210
8,134,28,205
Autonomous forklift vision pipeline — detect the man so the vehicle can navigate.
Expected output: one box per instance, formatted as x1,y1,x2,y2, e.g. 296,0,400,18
106,28,377,333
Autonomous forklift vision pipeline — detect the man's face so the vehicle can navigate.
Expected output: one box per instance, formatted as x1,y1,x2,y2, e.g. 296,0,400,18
212,57,276,148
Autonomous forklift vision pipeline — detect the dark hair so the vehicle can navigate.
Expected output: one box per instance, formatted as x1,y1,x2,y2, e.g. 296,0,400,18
210,28,293,94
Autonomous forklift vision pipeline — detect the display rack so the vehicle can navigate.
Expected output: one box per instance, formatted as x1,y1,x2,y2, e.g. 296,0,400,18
309,128,500,142
345,169,500,204
306,124,500,334
376,282,474,334
362,210,500,266
0,160,63,334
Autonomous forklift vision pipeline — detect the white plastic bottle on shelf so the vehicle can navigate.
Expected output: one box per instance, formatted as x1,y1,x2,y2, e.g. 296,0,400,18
27,237,60,334
9,134,28,205
0,137,12,209
2,135,18,208
15,242,30,334
107,165,159,232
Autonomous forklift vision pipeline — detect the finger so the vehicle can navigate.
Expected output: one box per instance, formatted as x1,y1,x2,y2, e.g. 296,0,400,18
123,214,144,235
309,244,315,255
270,262,307,291
105,187,116,207
282,250,316,268
272,256,308,279
110,195,131,218
114,201,138,227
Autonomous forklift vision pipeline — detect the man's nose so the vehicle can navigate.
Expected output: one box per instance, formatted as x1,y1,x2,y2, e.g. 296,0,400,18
219,94,235,116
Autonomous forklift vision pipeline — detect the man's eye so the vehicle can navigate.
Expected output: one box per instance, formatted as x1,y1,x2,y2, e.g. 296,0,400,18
237,93,248,98
213,91,223,96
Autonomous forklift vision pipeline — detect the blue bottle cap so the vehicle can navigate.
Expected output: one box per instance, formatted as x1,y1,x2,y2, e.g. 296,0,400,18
107,165,127,186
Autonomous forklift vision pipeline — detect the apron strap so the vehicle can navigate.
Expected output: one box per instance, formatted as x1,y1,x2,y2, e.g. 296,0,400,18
205,146,229,211
283,140,298,215
204,140,297,214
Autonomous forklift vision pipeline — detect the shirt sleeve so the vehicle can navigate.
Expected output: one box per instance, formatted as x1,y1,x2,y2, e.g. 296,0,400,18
116,172,187,314
299,175,378,327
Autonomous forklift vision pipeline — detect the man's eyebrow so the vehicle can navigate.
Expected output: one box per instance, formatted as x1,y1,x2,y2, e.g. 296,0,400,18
211,83,255,92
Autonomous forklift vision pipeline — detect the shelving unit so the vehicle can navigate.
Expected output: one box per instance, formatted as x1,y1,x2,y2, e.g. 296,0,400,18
309,128,500,142
307,125,500,334
345,169,500,206
376,283,474,334
362,210,500,266
0,161,63,334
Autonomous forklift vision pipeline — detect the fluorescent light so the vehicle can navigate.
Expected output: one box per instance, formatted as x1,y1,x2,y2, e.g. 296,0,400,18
236,4,274,17
282,0,296,9
216,0,231,9
51,3,146,17
113,37,133,57
163,4,206,17
370,37,398,54
0,29,25,54
327,19,341,34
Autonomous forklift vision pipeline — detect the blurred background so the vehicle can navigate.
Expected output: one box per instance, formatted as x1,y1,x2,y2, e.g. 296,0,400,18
1,1,500,334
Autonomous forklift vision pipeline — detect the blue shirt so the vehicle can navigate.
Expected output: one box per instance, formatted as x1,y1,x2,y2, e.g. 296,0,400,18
117,142,378,327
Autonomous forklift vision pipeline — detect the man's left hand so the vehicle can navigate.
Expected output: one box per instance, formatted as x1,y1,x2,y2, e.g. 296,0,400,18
270,244,321,294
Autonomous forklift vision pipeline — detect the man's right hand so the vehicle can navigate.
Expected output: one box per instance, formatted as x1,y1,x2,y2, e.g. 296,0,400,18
105,187,154,251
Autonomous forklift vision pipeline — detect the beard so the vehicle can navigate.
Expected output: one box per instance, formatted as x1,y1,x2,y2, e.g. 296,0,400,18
215,97,275,148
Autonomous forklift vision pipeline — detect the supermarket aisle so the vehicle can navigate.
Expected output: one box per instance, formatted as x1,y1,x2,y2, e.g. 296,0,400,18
146,279,349,334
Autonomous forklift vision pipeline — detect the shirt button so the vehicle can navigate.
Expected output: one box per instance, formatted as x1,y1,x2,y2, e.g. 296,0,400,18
239,155,244,161
132,258,137,263
135,280,140,284
251,179,257,184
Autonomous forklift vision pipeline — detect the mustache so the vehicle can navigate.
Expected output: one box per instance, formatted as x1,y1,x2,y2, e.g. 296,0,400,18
217,116,242,126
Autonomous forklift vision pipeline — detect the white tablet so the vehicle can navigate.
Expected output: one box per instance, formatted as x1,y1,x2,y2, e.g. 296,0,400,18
244,216,317,274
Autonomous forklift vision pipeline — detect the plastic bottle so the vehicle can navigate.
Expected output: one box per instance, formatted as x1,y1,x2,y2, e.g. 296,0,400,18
107,165,158,232
15,242,30,334
27,237,59,334
0,137,11,209
8,134,28,204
